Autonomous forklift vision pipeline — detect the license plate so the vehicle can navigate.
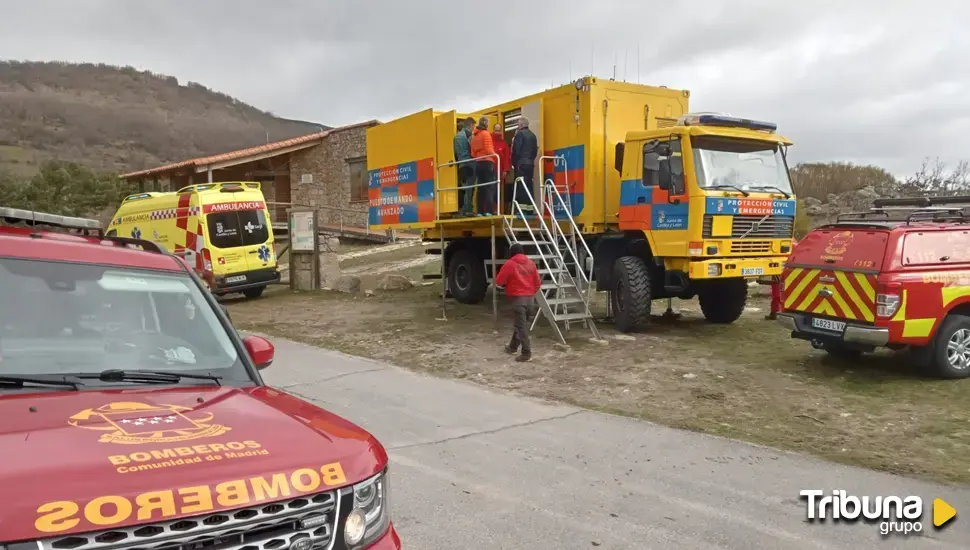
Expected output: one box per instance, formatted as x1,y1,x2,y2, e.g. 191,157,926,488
741,267,765,276
811,318,846,333
226,275,247,284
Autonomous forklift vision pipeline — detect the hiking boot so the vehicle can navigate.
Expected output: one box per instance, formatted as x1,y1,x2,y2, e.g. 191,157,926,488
516,353,532,362
504,344,517,355
765,313,778,321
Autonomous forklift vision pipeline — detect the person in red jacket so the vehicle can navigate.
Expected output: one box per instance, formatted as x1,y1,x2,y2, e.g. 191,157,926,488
495,243,542,362
767,237,799,320
491,123,512,212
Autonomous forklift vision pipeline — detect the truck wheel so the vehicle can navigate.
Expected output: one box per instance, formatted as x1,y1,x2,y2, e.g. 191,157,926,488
611,256,652,332
698,278,748,324
929,314,970,379
447,249,487,304
243,286,265,299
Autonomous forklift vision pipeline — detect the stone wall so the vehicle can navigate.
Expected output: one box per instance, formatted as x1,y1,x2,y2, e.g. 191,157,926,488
289,123,376,228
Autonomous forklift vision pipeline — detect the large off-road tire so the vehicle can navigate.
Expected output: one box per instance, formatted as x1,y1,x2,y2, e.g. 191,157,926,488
611,256,652,333
243,286,265,299
447,249,487,304
928,314,970,379
698,278,748,324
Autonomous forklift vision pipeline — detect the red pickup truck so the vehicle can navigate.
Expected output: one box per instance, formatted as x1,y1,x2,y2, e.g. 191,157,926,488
0,207,400,549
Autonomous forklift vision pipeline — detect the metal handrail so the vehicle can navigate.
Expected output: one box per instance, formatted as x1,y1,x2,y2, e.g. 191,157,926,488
435,153,502,219
507,178,583,294
537,155,572,216
543,178,596,311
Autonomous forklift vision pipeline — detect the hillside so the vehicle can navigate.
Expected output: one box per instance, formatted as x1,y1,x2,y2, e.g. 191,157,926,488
0,61,326,176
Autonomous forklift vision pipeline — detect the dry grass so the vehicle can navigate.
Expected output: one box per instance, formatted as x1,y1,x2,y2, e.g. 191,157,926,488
227,282,970,485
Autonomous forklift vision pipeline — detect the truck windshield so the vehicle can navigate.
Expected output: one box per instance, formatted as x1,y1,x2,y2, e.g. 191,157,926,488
691,136,794,195
206,209,270,249
0,258,252,386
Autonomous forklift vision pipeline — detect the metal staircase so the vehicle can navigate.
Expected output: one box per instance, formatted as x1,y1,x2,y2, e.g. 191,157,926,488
489,164,600,344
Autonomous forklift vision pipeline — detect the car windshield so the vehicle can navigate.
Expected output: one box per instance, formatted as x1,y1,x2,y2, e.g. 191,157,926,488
691,136,794,195
0,258,253,386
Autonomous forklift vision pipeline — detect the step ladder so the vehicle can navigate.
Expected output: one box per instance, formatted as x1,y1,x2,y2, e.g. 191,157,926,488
493,169,600,345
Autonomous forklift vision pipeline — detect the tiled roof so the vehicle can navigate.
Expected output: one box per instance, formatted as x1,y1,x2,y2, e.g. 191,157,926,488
121,120,379,179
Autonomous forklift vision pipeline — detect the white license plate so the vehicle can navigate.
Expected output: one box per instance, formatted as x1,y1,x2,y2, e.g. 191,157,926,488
741,267,765,276
811,318,846,333
226,275,247,284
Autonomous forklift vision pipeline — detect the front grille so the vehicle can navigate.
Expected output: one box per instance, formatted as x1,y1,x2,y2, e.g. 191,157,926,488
703,214,794,239
730,241,772,254
40,491,339,550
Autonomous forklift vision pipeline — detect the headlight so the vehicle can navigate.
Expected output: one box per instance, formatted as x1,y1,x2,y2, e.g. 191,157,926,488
344,469,390,548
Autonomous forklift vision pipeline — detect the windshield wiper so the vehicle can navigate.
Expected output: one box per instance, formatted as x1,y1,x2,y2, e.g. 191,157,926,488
707,184,750,197
0,374,81,390
74,369,222,386
749,185,791,199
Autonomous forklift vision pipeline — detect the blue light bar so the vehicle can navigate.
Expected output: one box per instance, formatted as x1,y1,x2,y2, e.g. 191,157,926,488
682,114,777,132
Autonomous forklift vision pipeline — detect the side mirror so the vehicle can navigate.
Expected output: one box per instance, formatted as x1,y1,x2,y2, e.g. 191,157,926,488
614,142,625,174
243,335,274,369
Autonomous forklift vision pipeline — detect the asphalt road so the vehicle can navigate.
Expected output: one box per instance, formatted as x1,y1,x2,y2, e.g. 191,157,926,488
260,336,970,549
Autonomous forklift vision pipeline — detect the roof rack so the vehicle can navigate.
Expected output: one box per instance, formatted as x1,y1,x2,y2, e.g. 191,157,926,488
1,206,102,233
873,196,970,208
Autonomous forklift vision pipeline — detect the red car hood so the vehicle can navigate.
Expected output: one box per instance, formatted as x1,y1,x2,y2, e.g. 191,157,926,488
0,386,387,542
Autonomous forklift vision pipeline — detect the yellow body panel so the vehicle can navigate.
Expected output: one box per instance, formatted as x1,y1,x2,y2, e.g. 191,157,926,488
109,182,277,279
366,78,795,280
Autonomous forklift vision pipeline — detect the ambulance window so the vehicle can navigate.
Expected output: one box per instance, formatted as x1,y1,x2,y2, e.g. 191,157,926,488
239,210,269,246
206,212,244,248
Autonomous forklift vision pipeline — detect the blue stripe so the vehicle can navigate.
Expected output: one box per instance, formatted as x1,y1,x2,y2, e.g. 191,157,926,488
652,203,689,230
705,197,796,216
551,144,584,171
417,180,435,202
399,204,418,223
620,179,646,206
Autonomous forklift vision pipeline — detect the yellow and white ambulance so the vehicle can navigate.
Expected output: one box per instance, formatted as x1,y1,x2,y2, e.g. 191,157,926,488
108,181,280,298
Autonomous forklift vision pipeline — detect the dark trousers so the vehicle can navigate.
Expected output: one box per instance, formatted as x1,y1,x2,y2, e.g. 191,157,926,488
476,161,496,214
458,165,475,214
514,163,535,205
508,296,533,355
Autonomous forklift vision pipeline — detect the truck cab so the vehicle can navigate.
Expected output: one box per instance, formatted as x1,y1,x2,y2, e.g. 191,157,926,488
602,113,797,331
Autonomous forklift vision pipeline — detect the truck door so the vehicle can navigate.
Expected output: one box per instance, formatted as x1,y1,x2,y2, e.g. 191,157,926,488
435,110,459,216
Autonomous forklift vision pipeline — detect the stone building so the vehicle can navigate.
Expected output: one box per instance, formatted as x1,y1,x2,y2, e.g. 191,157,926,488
120,120,379,228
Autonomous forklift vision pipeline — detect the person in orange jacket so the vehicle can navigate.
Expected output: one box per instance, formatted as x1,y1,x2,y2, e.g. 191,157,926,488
767,237,799,320
496,243,542,362
491,123,512,213
470,116,497,216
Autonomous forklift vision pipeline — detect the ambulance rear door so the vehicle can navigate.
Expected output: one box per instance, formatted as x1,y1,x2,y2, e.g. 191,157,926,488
202,185,275,279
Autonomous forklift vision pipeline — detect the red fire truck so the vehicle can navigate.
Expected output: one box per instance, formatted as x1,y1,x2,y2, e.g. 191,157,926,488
0,207,400,549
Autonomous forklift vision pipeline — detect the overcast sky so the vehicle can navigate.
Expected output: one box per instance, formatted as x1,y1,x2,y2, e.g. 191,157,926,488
1,0,967,176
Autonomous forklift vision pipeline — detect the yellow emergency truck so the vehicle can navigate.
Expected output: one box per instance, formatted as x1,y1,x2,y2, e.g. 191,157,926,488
108,181,280,298
366,77,796,340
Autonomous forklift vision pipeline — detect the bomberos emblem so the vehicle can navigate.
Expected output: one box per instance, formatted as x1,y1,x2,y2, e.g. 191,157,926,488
69,401,230,445
824,231,854,256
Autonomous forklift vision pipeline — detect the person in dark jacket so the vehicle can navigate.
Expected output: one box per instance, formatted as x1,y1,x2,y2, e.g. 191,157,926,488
510,116,539,212
495,243,542,362
453,117,475,216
